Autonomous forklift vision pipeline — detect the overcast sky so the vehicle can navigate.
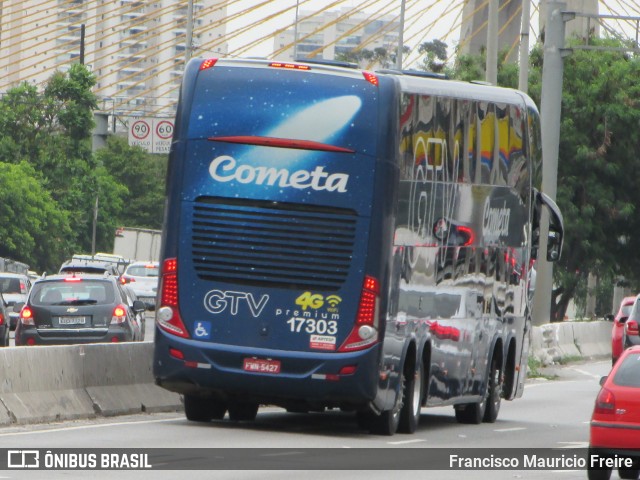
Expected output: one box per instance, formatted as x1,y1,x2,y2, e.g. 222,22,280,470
222,1,640,66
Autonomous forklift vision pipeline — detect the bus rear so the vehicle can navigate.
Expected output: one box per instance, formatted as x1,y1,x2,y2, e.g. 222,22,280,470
153,58,399,417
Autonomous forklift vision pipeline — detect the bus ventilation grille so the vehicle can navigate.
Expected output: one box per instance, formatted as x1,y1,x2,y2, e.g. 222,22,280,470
191,197,358,291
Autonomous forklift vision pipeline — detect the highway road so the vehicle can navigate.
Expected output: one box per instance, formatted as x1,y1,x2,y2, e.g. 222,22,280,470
0,359,611,480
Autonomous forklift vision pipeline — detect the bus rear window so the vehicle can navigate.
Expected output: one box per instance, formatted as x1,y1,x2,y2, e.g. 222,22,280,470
187,66,378,155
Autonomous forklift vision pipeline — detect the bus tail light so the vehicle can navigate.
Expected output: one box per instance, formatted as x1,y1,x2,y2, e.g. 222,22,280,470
339,276,380,352
362,71,379,86
199,58,218,71
157,258,190,338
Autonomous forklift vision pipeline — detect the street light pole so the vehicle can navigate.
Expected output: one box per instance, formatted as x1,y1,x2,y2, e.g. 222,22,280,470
532,1,568,325
396,0,406,70
293,0,300,60
185,0,194,63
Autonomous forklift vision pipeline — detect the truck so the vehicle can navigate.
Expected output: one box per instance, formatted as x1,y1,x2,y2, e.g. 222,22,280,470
113,227,162,262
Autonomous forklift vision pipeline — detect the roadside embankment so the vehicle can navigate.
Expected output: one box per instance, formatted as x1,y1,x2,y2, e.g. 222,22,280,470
0,321,611,426
530,320,611,366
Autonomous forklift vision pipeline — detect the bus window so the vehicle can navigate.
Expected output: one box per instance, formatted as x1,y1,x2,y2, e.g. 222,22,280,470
493,103,509,185
478,101,494,184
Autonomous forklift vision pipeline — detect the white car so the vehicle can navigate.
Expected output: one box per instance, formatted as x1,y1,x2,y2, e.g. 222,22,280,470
119,261,159,310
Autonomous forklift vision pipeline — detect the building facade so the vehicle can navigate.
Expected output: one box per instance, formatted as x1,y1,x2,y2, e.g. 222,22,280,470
273,7,400,67
0,0,227,119
459,0,599,63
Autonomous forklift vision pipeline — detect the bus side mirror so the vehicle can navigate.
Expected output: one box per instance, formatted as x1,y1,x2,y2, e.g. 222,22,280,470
546,231,561,262
534,190,564,263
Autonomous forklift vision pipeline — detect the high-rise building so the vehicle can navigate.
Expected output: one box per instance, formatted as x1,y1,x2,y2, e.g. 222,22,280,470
459,0,599,63
274,7,400,67
459,0,526,63
0,0,227,118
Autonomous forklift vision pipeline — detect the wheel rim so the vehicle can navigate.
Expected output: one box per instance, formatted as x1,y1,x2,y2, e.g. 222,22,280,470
491,368,501,409
412,370,422,416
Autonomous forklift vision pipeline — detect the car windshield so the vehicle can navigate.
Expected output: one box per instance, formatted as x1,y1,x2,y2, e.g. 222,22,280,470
126,265,159,277
613,352,640,388
0,277,24,294
621,304,633,316
31,280,115,306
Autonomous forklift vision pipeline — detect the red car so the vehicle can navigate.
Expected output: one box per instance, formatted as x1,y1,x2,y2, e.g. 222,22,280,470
588,345,640,480
610,296,636,365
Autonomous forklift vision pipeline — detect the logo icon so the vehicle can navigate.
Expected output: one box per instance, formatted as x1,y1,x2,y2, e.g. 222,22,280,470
325,295,342,308
193,321,212,340
8,450,40,469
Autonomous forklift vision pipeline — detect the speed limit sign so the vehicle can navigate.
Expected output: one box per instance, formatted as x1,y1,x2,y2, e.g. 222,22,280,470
128,117,174,153
155,120,174,140
130,119,151,141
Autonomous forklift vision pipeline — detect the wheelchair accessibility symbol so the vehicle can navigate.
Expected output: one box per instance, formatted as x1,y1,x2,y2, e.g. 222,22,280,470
194,321,211,340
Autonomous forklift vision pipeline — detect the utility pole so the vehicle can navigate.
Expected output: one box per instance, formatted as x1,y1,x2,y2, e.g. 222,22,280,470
485,0,498,84
80,24,85,65
185,0,194,63
532,1,568,325
91,195,99,256
396,0,406,70
518,0,531,92
293,0,300,59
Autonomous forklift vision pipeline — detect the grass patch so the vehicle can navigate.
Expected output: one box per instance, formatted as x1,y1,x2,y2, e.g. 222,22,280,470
556,355,582,365
528,356,558,380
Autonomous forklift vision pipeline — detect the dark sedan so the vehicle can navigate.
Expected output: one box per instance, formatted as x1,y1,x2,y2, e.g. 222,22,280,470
15,273,146,346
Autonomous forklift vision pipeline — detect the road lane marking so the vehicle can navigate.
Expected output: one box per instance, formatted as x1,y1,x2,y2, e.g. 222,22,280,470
493,427,526,432
387,439,426,445
0,417,180,437
568,367,601,380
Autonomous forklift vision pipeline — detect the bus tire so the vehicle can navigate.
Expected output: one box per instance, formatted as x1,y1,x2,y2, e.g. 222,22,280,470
398,360,422,434
454,388,487,425
367,373,405,435
228,402,259,422
587,466,612,480
483,357,502,423
184,395,227,422
618,466,640,480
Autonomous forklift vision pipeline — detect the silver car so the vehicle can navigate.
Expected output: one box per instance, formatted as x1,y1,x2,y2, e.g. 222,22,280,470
0,273,32,330
119,261,159,310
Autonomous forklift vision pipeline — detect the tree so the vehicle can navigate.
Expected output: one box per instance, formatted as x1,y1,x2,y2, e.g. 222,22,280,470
96,135,167,230
418,40,448,73
539,39,640,320
0,64,127,270
336,45,410,69
0,162,73,272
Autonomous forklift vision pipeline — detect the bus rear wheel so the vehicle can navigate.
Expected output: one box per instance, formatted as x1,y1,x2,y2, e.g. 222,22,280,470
184,395,227,422
364,372,405,435
398,361,423,433
483,358,502,423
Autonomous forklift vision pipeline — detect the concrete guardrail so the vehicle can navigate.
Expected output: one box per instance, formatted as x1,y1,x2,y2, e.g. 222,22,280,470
0,321,612,426
0,342,181,426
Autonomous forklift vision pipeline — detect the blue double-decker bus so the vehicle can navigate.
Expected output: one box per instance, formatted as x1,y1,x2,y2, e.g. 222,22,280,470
153,58,564,435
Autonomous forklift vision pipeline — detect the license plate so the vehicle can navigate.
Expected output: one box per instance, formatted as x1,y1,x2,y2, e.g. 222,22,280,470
243,358,281,374
57,316,87,325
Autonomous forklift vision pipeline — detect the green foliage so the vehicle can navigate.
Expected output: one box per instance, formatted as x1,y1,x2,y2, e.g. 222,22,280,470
335,45,410,69
0,63,168,272
0,162,72,272
95,136,167,230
